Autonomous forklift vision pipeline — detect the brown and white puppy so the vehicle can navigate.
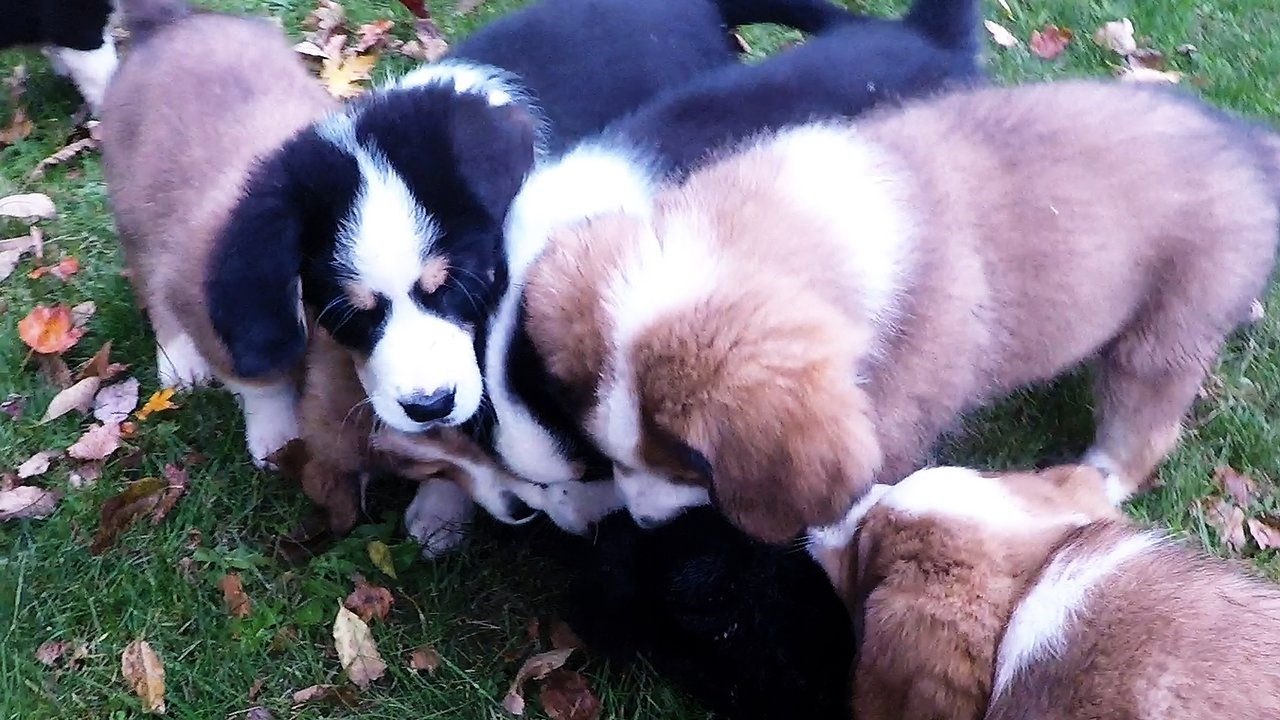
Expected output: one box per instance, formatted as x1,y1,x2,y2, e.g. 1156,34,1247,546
807,464,1280,720
520,80,1280,541
100,0,337,466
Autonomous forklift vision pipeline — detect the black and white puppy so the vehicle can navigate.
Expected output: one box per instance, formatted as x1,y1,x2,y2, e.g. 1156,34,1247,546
1,0,118,110
206,0,842,435
483,0,983,517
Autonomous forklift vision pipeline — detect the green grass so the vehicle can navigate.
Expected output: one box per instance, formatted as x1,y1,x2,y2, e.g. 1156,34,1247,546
2,0,1279,717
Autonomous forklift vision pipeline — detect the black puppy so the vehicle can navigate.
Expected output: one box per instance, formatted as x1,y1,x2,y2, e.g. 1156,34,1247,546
1,0,118,109
560,509,855,720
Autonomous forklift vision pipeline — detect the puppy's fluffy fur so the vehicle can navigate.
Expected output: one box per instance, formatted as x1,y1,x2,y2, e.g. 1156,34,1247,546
1,0,118,109
100,0,338,466
808,465,1280,719
520,80,1280,542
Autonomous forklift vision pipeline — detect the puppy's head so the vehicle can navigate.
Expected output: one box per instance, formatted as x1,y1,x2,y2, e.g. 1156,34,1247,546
523,204,882,543
207,61,542,432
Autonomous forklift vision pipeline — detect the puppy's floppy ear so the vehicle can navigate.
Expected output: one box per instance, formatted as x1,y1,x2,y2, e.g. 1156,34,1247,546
207,151,307,379
449,99,539,223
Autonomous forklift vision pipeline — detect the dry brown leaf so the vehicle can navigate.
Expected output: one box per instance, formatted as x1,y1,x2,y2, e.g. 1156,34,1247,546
1214,465,1257,506
538,668,601,720
549,618,585,652
1092,18,1136,55
1248,516,1280,550
321,53,378,98
67,423,122,461
1128,47,1168,70
0,228,42,282
35,640,71,667
121,639,165,714
352,20,395,53
39,376,100,424
304,0,347,37
17,450,58,479
0,107,33,147
1029,24,1072,60
293,40,330,59
333,603,386,689
0,192,56,220
89,477,168,554
503,648,575,716
27,256,80,281
94,378,140,424
29,137,98,180
77,342,127,383
150,463,189,525
69,461,103,489
0,249,23,282
984,20,1020,48
344,575,394,623
18,304,84,355
35,354,71,390
0,486,59,520
247,677,265,701
407,646,441,674
218,573,252,618
291,684,359,708
1204,497,1247,553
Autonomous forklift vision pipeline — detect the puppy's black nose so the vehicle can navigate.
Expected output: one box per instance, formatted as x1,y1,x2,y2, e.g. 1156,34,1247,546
399,388,455,423
503,493,539,523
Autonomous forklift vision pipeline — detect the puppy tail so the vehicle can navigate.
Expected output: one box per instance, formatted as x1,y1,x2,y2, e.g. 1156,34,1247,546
903,0,980,56
711,0,871,36
118,0,193,43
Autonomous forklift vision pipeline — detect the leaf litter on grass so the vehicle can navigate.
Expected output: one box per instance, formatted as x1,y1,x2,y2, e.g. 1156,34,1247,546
121,639,166,714
333,603,387,689
1029,24,1072,60
344,575,394,623
18,304,84,355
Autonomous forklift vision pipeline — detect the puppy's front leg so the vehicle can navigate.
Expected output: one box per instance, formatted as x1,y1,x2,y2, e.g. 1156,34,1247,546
404,477,476,559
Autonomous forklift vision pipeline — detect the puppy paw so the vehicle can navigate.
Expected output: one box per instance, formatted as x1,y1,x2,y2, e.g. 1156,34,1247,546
1080,448,1136,505
156,335,215,389
405,478,475,559
227,380,301,470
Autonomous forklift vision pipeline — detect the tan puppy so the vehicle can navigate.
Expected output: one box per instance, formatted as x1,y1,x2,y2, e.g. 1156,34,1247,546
806,464,1280,720
100,0,337,466
519,80,1280,541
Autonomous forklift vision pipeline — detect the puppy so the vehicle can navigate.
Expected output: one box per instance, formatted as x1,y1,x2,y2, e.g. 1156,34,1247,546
807,465,1280,719
235,0,845,545
516,80,1280,542
100,0,337,466
561,507,856,720
484,0,982,510
1,0,118,110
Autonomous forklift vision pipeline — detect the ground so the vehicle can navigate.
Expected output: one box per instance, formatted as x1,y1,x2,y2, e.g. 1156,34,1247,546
1,0,1278,718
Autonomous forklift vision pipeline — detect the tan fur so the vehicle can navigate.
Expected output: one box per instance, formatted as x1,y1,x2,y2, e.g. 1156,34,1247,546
822,465,1280,720
523,80,1280,542
100,12,337,383
419,255,450,295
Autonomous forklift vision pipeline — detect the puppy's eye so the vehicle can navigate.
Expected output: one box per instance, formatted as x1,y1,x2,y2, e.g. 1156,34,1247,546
418,255,450,295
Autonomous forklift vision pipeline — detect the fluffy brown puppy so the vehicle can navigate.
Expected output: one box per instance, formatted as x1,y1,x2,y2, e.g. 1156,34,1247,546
806,464,1280,720
100,0,337,466
520,80,1280,541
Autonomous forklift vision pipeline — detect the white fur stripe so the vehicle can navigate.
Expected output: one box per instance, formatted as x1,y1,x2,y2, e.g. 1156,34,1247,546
991,531,1162,699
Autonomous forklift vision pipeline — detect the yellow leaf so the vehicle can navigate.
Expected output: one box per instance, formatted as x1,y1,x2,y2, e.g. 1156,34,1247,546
136,388,178,420
121,639,165,714
367,540,397,578
333,603,386,689
321,54,377,99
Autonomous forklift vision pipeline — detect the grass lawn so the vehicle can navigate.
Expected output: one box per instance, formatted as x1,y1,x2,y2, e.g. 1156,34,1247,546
2,0,1278,718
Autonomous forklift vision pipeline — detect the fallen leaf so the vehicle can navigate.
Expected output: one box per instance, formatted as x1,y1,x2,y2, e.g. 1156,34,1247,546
549,618,585,652
0,486,59,520
352,20,395,53
412,17,449,59
18,304,84,355
0,192,56,221
455,0,486,14
367,540,397,578
67,423,122,461
0,249,22,282
321,53,378,99
29,137,98,180
291,684,359,708
333,604,387,689
304,0,347,37
121,639,165,714
247,678,265,701
293,40,330,59
70,301,95,329
245,707,272,720
1204,497,1247,553
0,107,33,147
1029,24,1072,60
94,378,139,424
135,388,179,420
89,477,167,554
1116,60,1182,84
539,668,601,720
1092,18,1136,55
503,648,575,716
17,450,58,479
407,646,441,674
27,256,80,281
0,228,42,281
1,394,25,420
218,573,252,619
68,461,102,488
39,376,100,424
1127,47,1168,70
1214,465,1257,506
35,640,70,667
77,341,128,383
150,463,189,525
344,576,394,623
984,20,1020,48
1248,516,1280,550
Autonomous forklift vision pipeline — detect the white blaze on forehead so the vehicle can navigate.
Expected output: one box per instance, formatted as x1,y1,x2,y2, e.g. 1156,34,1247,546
395,60,520,107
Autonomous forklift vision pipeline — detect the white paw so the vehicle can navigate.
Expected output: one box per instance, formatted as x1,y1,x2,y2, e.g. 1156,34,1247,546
224,379,300,469
1081,448,1133,505
406,478,475,559
156,335,214,389
49,35,118,111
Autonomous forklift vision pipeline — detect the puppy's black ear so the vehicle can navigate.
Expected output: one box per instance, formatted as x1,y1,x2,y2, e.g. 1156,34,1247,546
206,152,307,379
449,99,539,222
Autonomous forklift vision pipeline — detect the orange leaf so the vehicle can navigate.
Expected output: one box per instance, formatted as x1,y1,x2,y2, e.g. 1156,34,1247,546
218,573,252,619
27,256,79,281
135,388,179,420
1029,24,1073,60
18,304,84,354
